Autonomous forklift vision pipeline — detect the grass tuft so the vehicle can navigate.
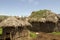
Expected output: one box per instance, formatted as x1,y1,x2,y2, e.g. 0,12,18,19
30,32,37,38
52,32,60,35
0,27,3,35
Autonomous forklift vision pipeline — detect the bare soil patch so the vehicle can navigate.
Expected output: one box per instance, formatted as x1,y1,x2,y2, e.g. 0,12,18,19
32,32,60,40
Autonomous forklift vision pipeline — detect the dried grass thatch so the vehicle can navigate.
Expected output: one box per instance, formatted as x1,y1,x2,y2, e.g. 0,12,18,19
28,18,46,22
28,12,58,23
18,19,31,27
46,13,58,23
56,14,60,19
0,17,31,27
0,17,21,27
28,10,59,23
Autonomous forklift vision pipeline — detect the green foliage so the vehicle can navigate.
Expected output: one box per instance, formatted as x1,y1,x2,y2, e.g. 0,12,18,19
30,32,37,38
29,9,51,18
52,32,60,35
0,27,3,35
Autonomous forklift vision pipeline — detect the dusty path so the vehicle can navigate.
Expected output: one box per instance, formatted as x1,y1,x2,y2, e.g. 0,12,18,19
32,32,60,40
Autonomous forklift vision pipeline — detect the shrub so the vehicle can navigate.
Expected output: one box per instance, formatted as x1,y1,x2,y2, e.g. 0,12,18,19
30,32,37,38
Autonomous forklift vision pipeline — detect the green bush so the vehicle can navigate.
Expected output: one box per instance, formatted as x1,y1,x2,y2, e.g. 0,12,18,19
30,32,37,38
0,27,3,35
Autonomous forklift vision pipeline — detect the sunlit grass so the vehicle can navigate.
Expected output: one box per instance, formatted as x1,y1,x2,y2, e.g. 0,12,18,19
30,32,37,38
0,27,3,35
52,32,60,35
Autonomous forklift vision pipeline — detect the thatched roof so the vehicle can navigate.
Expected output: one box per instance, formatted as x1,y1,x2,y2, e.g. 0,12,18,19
0,17,31,27
28,18,46,22
0,15,9,22
28,13,58,23
56,14,60,19
0,17,21,27
28,10,59,23
15,16,31,26
19,19,31,27
45,13,58,23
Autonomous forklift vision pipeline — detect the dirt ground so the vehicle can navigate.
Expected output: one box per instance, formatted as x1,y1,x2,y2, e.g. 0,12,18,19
32,32,60,40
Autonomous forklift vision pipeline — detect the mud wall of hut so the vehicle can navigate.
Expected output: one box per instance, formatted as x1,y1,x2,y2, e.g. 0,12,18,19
57,18,60,32
0,26,30,40
14,27,30,40
28,21,57,33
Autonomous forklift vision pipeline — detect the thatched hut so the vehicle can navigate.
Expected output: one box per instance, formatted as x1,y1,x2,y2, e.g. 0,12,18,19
27,12,59,33
0,17,31,40
56,14,60,31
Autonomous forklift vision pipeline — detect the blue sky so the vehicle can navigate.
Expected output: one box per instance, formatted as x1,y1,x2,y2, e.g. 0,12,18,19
0,0,60,16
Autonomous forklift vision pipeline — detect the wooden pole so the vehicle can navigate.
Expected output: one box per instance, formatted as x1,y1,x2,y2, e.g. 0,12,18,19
4,36,6,40
10,32,12,40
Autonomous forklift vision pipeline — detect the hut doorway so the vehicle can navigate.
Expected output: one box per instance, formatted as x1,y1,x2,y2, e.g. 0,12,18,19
6,32,10,35
5,32,11,40
5,38,11,40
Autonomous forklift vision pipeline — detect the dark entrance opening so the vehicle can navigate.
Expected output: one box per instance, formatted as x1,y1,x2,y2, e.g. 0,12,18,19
6,38,11,40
